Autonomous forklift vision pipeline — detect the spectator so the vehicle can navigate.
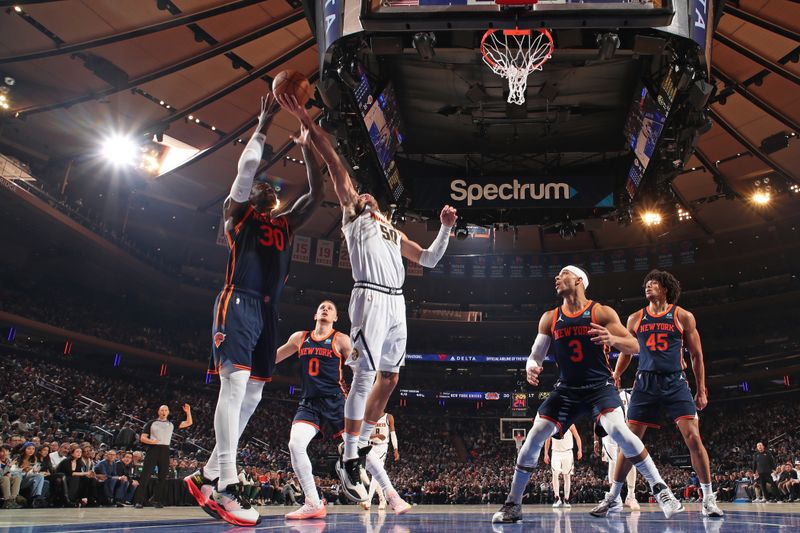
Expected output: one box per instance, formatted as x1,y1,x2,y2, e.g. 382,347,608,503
1,445,23,509
283,473,301,506
49,442,70,469
94,449,127,507
117,452,139,505
56,445,97,507
14,442,47,506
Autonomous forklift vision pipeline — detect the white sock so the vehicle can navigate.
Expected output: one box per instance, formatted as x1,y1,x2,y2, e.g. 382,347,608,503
288,423,320,506
701,483,713,499
358,420,376,449
213,369,250,489
553,473,560,500
365,451,395,494
631,455,666,490
343,432,359,462
609,481,625,499
564,475,571,501
205,379,264,481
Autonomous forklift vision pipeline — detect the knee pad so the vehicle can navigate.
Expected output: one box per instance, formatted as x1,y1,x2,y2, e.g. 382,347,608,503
599,408,645,458
345,369,376,420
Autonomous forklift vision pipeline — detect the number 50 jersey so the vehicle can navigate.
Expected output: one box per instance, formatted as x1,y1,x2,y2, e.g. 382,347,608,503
342,205,405,288
223,207,292,302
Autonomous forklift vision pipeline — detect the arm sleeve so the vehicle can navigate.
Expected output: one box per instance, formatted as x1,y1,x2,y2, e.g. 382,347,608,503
142,421,152,435
390,431,398,450
417,223,453,268
526,334,552,372
229,132,267,203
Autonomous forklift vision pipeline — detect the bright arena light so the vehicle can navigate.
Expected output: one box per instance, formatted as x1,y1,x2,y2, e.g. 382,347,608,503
752,191,771,205
642,211,662,226
101,135,139,166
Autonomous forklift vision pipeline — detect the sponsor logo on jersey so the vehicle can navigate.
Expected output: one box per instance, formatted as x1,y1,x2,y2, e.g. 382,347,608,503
213,332,226,348
351,347,359,361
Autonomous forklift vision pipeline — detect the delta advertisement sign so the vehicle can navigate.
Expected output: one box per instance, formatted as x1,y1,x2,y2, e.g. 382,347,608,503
411,175,615,210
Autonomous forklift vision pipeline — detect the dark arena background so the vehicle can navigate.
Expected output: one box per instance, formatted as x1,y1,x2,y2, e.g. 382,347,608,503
1,0,799,531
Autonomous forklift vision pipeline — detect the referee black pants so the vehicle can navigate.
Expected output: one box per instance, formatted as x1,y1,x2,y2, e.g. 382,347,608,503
136,445,170,505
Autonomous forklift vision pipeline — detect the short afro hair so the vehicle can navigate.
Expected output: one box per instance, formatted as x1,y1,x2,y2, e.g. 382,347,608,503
643,269,681,304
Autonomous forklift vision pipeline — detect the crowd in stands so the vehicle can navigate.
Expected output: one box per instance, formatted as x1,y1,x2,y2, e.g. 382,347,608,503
2,348,800,510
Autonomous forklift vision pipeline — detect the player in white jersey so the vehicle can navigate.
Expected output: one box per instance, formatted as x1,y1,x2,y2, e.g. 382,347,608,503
361,413,399,511
279,95,456,513
595,389,640,510
544,424,582,507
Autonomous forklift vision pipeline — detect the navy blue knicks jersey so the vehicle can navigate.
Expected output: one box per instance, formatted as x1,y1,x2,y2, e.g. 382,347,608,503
298,330,346,398
634,304,685,373
224,207,292,301
550,301,613,386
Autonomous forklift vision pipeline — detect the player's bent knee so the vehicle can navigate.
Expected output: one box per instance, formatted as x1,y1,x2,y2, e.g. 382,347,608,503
600,408,645,458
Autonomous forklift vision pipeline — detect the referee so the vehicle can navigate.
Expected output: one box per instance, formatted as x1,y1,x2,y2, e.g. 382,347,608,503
135,404,192,508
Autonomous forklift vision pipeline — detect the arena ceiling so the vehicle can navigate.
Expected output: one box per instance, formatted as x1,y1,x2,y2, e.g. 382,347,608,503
0,0,798,261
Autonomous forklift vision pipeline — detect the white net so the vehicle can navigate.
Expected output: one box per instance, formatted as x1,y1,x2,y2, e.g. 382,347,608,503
481,29,553,105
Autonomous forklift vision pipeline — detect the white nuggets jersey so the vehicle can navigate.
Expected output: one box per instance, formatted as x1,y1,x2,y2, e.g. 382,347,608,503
342,206,404,288
552,429,574,453
371,413,390,449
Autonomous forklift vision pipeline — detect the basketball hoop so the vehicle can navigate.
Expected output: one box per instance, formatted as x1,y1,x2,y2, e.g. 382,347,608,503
480,27,554,105
513,434,525,451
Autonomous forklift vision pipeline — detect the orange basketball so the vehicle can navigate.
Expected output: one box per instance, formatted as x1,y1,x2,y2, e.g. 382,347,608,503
272,70,314,107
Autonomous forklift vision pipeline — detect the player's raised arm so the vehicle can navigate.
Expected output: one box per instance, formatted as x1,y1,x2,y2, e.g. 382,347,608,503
274,123,325,231
613,311,642,387
679,308,708,410
589,305,640,355
224,95,278,228
276,331,305,364
399,205,457,267
277,94,359,221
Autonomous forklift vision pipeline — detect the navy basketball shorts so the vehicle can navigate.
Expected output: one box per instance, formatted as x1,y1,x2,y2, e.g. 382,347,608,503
626,371,698,429
208,286,277,382
293,395,346,439
538,381,623,436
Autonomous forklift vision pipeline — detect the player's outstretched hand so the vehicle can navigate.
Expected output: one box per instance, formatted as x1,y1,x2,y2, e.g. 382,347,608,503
527,365,543,386
183,403,191,414
440,205,458,227
291,124,312,148
588,323,615,347
276,94,313,127
257,94,278,131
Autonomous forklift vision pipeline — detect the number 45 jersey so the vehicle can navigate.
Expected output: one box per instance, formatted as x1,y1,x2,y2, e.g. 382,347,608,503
342,205,404,289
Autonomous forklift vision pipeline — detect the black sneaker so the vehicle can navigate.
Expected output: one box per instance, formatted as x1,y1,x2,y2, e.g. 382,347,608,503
357,445,373,485
153,501,164,509
492,501,523,523
335,455,369,502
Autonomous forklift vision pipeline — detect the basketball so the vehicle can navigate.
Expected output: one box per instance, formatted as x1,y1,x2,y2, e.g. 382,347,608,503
272,70,314,107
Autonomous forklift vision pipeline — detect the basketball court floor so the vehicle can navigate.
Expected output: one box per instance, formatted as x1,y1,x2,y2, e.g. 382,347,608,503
2,503,800,532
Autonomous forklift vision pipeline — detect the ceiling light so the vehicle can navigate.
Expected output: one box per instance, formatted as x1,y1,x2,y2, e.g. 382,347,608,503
641,211,662,226
752,191,771,205
13,6,23,13
101,135,139,166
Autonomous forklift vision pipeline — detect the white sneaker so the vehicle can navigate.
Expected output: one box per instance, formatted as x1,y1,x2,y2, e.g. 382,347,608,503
590,494,623,517
653,483,685,519
360,501,371,511
385,490,411,515
625,496,640,511
285,500,327,520
212,483,261,526
552,497,563,508
378,499,386,511
702,494,724,517
563,501,572,508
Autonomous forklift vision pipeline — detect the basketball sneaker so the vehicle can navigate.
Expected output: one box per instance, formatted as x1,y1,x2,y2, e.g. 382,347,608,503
212,483,261,526
652,483,684,519
385,490,411,515
701,493,724,517
335,446,369,502
552,497,563,508
184,470,220,519
624,496,640,511
360,501,371,511
590,493,623,517
563,500,572,508
492,501,522,523
285,500,327,520
378,498,386,511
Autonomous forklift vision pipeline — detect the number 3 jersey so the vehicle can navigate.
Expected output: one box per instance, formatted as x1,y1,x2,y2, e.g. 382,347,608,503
632,304,685,373
298,330,346,398
223,206,292,302
550,300,613,387
342,205,404,289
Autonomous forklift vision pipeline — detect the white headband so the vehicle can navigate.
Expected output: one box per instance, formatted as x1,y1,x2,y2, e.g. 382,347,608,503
562,265,589,290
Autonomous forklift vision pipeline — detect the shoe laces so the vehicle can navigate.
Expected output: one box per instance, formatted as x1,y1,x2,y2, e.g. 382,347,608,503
656,490,675,507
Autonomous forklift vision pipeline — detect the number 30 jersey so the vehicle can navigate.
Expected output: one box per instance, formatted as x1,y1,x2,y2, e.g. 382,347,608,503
342,205,405,288
633,304,685,373
223,206,292,301
550,300,613,387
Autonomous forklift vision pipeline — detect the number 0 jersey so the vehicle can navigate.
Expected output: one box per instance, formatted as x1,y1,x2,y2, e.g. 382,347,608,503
550,300,613,387
223,206,292,301
633,304,685,373
298,329,346,398
341,205,404,289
